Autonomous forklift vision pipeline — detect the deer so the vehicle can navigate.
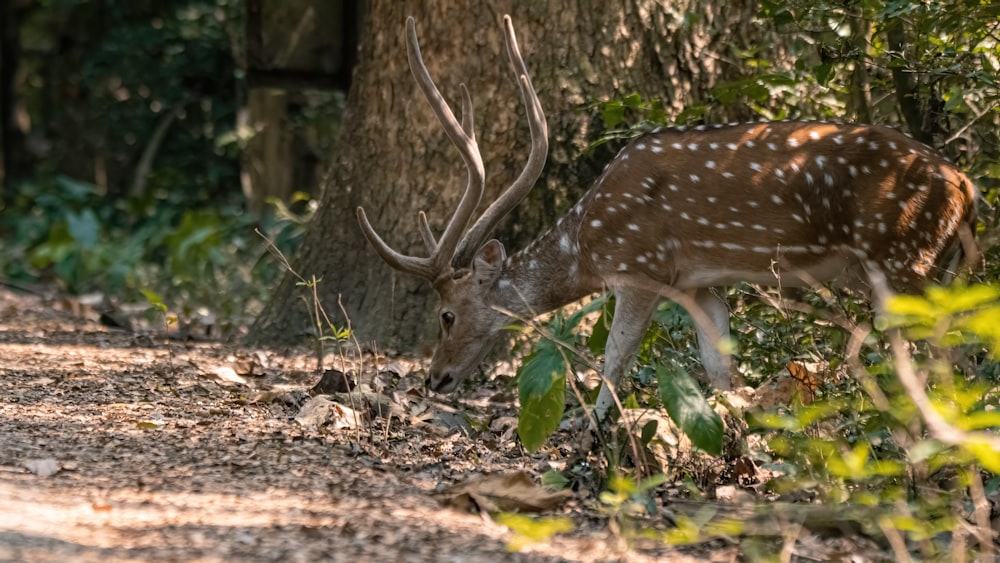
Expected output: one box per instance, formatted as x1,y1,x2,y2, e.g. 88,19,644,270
356,15,980,420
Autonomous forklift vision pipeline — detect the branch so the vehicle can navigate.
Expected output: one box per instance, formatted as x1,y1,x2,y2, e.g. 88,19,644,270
867,266,1000,453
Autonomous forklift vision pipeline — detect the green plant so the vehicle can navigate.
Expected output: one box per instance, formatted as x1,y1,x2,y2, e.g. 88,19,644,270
514,295,723,456
0,174,302,331
749,283,1000,559
598,473,667,538
493,513,575,552
514,297,606,452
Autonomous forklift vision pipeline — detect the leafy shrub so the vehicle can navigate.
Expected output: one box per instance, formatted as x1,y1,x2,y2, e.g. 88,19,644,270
749,284,1000,557
0,175,305,330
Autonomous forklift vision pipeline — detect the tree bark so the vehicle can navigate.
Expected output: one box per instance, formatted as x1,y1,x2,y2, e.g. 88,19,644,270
251,0,774,350
886,18,935,144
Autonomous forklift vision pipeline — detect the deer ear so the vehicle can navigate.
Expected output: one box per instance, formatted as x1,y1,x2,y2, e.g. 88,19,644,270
472,239,506,284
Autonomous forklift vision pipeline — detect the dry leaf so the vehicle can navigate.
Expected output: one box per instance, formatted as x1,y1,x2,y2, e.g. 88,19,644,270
309,369,355,394
24,458,61,477
295,396,364,430
440,471,572,513
209,366,248,386
26,377,56,386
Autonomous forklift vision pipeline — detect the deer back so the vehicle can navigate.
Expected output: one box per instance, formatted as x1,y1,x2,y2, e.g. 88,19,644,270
575,121,978,294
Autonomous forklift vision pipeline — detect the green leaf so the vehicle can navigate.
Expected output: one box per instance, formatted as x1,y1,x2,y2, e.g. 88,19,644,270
140,288,168,313
622,92,643,109
601,101,625,129
964,440,1000,474
958,410,1000,431
675,104,706,124
657,363,723,455
517,344,567,452
566,295,608,331
55,175,99,201
518,346,565,397
813,62,836,86
641,419,659,445
66,209,100,249
518,382,565,453
588,298,614,357
494,513,574,551
930,284,1000,314
541,470,569,489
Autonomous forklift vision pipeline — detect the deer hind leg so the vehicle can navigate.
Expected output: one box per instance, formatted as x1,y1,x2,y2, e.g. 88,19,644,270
688,288,734,390
593,286,659,420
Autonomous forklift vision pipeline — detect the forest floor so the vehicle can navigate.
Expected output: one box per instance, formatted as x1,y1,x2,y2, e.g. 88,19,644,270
0,286,891,562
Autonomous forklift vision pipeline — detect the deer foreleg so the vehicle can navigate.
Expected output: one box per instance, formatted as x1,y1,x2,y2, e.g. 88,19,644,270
593,287,659,420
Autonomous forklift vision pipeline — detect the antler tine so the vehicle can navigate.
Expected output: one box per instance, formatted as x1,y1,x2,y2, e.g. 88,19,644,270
355,17,486,280
455,14,549,266
417,211,438,252
404,17,486,274
355,207,438,279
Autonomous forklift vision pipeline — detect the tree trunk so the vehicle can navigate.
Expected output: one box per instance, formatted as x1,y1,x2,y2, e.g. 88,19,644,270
251,0,773,350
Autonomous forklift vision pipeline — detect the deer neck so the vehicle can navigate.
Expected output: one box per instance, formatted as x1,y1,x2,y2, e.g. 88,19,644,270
494,209,600,318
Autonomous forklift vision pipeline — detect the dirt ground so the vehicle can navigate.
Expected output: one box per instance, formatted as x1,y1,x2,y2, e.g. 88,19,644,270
2,286,765,562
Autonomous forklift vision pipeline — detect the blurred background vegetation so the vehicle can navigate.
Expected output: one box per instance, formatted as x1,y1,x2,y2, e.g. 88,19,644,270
0,0,355,332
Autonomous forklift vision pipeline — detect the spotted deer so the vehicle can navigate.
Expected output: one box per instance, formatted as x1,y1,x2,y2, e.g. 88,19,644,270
357,15,980,419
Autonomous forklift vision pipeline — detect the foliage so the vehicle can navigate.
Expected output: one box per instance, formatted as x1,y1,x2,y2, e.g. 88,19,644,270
515,297,607,452
0,1,321,329
494,513,574,552
749,283,1000,557
515,295,724,455
656,363,723,456
598,473,667,538
13,0,242,199
0,174,306,329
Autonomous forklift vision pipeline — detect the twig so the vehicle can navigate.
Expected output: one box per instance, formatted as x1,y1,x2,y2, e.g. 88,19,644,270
131,102,186,198
943,99,1000,146
969,466,996,560
868,265,1000,452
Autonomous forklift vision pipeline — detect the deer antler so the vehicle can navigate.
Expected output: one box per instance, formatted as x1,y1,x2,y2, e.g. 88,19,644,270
356,15,548,279
356,16,484,281
454,15,549,266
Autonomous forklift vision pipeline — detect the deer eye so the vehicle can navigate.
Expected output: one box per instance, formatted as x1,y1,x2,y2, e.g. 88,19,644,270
441,311,455,329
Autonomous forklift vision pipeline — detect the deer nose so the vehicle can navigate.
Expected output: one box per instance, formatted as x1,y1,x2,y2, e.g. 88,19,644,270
427,371,456,393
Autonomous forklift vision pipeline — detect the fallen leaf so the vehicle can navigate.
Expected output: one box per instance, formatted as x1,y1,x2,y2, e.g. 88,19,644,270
295,396,364,430
249,390,308,406
24,458,61,477
440,471,573,513
209,366,248,386
309,369,355,394
26,377,56,386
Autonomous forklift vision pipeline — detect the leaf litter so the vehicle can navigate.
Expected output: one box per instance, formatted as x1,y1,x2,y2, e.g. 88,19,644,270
0,287,893,562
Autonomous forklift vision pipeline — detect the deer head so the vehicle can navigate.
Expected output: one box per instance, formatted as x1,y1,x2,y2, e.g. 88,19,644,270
356,15,548,392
